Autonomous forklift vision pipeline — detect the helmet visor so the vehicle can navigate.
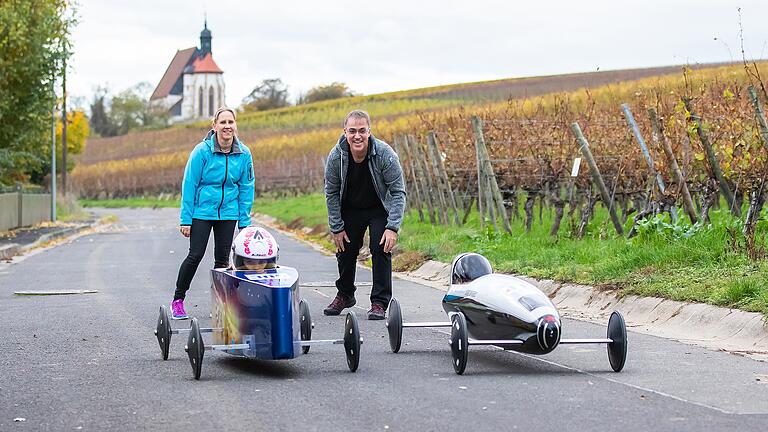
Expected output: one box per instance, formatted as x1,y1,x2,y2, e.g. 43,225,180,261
235,255,277,271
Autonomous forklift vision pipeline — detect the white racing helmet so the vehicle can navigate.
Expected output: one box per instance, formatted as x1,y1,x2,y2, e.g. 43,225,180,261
232,226,279,270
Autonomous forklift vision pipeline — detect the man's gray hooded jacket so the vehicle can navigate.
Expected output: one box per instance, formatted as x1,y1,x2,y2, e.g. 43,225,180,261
324,135,406,234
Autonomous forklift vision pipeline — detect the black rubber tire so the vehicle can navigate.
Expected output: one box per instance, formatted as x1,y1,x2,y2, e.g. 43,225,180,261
451,312,469,375
344,312,361,372
299,299,312,354
607,311,628,372
186,318,205,380
386,297,403,353
156,305,171,361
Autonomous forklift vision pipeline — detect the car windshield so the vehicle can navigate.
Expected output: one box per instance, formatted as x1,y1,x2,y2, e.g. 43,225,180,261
452,254,493,284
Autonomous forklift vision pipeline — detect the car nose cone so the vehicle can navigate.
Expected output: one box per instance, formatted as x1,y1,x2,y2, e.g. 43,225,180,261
536,315,561,352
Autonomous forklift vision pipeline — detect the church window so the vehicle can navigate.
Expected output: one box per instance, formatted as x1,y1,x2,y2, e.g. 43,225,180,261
209,86,215,117
198,87,204,117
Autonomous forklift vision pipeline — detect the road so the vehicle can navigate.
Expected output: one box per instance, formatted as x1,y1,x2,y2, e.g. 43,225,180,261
1,208,767,431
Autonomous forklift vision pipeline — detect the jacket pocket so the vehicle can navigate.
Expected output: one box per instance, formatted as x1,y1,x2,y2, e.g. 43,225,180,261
197,186,218,212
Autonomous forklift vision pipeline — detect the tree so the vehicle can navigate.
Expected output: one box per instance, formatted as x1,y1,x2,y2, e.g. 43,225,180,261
0,0,75,186
241,78,290,111
89,86,116,137
110,87,147,136
55,110,89,171
88,82,168,137
303,82,355,104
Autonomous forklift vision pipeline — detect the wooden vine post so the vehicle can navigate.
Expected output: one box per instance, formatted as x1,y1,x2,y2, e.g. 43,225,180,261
472,118,487,228
744,85,768,241
621,103,678,222
683,97,739,216
471,116,512,234
647,108,698,224
405,134,437,224
748,85,768,148
427,132,461,225
394,136,424,222
570,122,624,236
423,133,449,224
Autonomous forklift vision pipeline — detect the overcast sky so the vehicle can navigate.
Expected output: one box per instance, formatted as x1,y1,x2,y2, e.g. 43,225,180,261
68,0,768,108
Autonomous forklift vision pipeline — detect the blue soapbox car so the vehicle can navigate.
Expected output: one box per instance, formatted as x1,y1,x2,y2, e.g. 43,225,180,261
155,265,362,379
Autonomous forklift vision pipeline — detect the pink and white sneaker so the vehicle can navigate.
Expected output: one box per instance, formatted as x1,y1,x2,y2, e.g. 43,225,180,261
171,299,189,320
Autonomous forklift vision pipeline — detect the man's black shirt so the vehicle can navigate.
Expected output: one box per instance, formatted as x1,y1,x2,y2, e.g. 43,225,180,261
342,151,385,212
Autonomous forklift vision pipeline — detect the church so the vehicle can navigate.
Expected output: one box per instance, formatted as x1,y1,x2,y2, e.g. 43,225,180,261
149,21,226,123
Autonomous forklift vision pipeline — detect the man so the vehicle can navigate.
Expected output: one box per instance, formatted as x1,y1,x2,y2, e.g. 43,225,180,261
323,110,406,320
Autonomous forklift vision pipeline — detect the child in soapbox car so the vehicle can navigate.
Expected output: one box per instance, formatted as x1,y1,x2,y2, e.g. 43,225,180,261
155,226,362,380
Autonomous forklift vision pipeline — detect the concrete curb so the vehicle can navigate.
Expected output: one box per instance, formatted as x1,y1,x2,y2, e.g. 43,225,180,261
0,243,20,260
252,213,768,361
1,223,95,262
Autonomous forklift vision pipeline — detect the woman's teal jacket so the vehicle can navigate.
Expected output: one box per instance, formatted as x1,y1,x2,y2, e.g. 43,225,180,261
180,130,254,228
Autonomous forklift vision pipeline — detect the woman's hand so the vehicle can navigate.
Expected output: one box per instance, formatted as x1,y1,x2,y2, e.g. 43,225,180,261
179,226,191,238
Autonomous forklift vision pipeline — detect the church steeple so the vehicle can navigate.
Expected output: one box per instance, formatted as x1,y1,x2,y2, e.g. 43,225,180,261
200,17,212,55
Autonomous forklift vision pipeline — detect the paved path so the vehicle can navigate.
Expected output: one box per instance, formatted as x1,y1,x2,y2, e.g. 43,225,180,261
1,208,767,431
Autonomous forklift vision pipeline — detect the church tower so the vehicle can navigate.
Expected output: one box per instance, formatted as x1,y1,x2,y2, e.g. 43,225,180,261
149,19,226,123
200,18,212,55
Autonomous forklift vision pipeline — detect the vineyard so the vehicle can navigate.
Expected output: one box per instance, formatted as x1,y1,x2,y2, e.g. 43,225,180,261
71,63,724,199
401,63,768,247
71,62,768,246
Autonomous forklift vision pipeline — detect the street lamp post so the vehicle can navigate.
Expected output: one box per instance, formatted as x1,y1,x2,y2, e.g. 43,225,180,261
51,77,57,222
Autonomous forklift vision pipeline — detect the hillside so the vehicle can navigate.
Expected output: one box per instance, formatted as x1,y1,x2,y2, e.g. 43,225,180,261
71,61,753,198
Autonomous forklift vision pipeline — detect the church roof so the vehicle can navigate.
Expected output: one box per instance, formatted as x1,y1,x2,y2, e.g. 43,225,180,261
150,47,197,100
188,53,223,74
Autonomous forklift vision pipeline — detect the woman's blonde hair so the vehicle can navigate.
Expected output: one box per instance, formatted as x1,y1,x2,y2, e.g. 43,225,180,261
212,107,237,124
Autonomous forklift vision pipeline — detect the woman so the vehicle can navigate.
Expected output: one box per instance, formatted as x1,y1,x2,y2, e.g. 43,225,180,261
171,107,254,319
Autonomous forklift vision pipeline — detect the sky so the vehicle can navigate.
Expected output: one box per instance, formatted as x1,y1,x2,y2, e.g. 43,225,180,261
68,0,768,109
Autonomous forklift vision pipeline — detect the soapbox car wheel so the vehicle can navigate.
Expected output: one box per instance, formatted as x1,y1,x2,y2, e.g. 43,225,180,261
343,312,361,372
607,311,627,372
450,312,469,375
386,297,403,353
299,299,312,354
185,318,205,380
155,305,171,360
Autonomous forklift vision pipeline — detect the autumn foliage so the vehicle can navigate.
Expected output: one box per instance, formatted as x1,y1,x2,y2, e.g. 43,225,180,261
71,63,768,213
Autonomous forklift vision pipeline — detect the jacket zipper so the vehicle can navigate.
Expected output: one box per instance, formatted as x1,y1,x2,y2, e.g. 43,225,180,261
217,153,229,219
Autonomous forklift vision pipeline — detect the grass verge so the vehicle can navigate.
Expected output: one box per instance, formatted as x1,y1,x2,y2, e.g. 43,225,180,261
56,194,91,221
251,193,768,316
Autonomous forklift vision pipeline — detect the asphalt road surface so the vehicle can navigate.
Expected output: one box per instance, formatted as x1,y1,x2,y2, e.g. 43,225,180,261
1,208,767,431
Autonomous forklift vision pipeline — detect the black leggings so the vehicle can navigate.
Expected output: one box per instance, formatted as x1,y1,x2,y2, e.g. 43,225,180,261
174,219,237,300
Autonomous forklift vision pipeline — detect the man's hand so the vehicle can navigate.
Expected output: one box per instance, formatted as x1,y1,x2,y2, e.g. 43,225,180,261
333,230,350,252
379,229,398,253
180,225,191,238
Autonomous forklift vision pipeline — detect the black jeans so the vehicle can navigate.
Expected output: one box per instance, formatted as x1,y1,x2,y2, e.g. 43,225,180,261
335,207,392,308
174,218,237,300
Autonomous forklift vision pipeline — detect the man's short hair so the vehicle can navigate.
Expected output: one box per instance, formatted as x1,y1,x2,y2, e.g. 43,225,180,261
343,110,371,128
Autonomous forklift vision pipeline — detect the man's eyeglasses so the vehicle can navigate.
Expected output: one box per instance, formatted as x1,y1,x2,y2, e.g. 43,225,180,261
346,128,369,135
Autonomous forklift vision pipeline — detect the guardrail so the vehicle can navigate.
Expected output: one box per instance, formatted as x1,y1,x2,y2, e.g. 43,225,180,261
0,185,51,232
